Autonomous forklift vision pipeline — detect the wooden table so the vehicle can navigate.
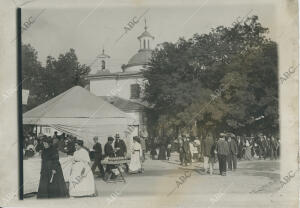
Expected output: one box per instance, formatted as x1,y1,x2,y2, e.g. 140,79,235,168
101,158,130,183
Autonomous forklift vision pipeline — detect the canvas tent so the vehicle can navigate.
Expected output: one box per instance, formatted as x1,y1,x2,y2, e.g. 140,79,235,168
23,86,136,148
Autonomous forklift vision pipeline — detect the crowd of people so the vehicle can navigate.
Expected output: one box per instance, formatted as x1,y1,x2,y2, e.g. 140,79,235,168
147,132,280,176
176,132,280,176
23,131,144,199
23,129,280,198
23,132,77,158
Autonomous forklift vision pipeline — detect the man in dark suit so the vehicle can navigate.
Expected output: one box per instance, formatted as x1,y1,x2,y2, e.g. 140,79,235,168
104,137,116,180
217,133,229,176
227,136,238,171
114,133,127,157
114,133,129,172
91,136,105,178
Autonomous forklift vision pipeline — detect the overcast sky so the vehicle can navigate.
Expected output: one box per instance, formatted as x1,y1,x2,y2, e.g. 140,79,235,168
22,0,278,73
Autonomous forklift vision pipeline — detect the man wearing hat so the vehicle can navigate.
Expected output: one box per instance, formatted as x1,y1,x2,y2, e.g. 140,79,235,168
114,133,129,172
114,133,127,157
216,133,230,176
104,137,117,180
91,136,105,178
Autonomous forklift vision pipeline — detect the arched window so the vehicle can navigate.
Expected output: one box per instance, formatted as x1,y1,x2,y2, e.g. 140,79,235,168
148,40,150,49
143,39,146,49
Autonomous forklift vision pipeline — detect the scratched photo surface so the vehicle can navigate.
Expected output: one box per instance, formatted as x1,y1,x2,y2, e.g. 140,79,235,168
0,0,298,208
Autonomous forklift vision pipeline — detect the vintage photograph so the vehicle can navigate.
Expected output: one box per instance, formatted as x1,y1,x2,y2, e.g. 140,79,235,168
4,0,296,207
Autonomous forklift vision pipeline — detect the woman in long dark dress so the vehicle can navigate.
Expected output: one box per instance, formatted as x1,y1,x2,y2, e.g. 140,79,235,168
37,137,68,198
158,141,167,160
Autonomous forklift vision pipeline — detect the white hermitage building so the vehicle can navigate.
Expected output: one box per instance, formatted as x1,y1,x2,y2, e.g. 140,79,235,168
87,22,155,137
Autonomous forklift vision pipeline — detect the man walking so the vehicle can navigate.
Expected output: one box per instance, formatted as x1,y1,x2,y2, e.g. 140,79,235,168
91,136,105,178
216,133,229,176
227,136,238,171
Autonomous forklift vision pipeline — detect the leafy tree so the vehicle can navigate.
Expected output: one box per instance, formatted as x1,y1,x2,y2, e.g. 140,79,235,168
22,44,44,112
143,15,278,139
22,45,91,112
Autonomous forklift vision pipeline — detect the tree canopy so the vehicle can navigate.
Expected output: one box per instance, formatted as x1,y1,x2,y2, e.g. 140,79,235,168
143,15,278,138
22,44,90,112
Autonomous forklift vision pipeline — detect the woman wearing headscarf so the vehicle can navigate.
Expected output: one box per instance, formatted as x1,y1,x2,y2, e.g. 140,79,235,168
69,140,95,197
37,137,68,198
129,136,143,173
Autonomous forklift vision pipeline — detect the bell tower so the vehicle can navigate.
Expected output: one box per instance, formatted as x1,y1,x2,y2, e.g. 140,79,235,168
96,47,110,72
137,19,154,50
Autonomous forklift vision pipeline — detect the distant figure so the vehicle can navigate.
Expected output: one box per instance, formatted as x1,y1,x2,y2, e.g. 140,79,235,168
189,140,197,162
150,138,157,160
261,136,268,159
236,136,243,160
91,136,105,178
216,133,229,176
277,138,280,158
158,140,167,160
270,136,279,160
37,137,68,198
257,135,264,159
129,136,143,173
166,142,172,160
227,136,238,171
178,136,184,165
194,137,201,161
244,139,252,160
140,137,147,160
209,139,218,175
69,140,95,197
202,133,214,174
182,135,191,165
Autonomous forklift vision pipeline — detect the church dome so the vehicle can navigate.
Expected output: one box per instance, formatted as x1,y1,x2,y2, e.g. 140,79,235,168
124,19,154,72
127,49,153,68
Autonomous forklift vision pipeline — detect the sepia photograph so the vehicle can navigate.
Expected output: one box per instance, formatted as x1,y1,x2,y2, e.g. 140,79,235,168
0,0,298,208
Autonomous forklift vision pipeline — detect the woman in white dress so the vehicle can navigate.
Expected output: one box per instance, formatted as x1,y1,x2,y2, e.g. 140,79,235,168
129,136,143,173
69,140,95,197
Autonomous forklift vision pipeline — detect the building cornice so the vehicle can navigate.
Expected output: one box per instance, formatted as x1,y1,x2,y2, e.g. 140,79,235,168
87,71,143,80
